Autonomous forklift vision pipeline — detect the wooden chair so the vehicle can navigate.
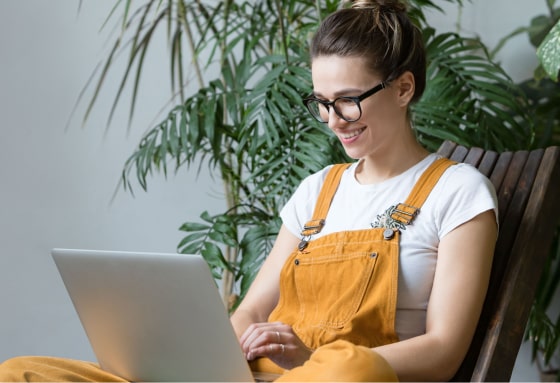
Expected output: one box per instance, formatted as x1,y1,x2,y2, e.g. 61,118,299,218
436,140,560,382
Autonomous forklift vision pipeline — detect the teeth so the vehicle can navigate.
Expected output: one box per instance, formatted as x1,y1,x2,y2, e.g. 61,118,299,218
340,128,365,139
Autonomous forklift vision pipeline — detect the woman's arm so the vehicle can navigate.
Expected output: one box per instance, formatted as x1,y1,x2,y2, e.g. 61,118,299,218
374,209,497,381
230,225,300,338
232,226,317,369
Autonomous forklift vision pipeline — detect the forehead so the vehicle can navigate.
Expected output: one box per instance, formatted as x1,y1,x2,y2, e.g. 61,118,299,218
311,55,379,94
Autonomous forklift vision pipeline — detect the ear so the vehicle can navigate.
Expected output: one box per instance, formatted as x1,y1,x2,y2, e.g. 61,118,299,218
395,71,415,107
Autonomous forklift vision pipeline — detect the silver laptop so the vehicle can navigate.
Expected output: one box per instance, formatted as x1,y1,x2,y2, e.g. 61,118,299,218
51,248,261,382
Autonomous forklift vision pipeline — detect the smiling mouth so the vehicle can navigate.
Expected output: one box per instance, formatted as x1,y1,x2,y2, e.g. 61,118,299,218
339,127,366,140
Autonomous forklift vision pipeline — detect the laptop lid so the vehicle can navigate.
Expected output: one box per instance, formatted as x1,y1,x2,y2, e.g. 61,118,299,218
51,248,254,382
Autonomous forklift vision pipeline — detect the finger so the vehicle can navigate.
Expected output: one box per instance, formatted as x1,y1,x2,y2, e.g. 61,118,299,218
247,343,286,361
241,323,285,352
239,322,271,352
240,322,281,345
239,322,262,346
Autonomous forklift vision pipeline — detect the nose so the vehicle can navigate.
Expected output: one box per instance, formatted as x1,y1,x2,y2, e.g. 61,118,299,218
327,107,346,130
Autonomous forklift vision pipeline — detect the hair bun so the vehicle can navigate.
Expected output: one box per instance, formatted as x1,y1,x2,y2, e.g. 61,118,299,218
350,0,407,12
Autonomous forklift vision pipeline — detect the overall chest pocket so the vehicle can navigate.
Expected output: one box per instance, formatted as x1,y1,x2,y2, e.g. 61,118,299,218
292,251,379,329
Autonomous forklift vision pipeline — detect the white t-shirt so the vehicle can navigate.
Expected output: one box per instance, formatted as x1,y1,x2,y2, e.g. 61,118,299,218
280,153,498,340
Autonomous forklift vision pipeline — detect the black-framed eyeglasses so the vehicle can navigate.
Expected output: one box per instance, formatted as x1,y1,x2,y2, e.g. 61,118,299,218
303,82,386,123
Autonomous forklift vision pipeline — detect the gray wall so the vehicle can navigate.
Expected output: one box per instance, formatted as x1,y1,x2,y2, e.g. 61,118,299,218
0,1,552,381
0,0,225,362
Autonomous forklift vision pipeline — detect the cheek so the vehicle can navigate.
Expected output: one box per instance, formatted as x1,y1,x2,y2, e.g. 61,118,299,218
362,95,401,123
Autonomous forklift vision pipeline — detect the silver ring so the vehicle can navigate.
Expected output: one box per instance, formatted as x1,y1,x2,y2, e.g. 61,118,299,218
275,331,280,343
280,343,285,354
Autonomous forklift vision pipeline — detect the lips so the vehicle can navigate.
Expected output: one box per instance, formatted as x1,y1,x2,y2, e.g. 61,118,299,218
339,127,366,141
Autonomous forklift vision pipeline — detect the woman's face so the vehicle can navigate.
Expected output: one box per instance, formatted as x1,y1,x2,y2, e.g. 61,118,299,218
310,55,409,160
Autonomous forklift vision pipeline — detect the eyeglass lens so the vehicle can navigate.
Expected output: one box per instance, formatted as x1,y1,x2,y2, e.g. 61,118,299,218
307,98,362,123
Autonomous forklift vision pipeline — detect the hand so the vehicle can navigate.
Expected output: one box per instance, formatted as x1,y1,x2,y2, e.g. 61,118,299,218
239,321,313,370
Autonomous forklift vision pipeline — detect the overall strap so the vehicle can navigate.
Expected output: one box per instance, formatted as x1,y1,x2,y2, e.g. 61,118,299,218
301,164,351,237
390,157,456,225
300,157,456,236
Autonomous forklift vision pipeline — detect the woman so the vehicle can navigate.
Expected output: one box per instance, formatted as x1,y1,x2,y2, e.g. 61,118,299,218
231,0,497,381
0,0,497,381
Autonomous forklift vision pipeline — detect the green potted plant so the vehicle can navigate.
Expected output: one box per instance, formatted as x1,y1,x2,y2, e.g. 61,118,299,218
80,0,536,301
75,0,533,308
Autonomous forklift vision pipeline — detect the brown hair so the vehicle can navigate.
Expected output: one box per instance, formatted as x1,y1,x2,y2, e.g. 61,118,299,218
310,0,426,103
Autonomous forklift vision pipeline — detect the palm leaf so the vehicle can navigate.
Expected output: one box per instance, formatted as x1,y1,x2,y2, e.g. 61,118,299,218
418,30,533,150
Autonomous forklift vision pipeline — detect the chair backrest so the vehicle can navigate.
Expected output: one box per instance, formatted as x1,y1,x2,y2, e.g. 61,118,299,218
436,140,560,382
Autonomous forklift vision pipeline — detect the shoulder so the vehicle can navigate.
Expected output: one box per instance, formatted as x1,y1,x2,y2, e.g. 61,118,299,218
429,159,498,236
439,160,496,194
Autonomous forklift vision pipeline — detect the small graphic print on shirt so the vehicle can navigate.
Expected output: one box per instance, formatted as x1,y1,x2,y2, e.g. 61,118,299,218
371,205,408,231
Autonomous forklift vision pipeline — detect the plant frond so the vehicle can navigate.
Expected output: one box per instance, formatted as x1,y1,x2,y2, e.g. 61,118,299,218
420,32,533,150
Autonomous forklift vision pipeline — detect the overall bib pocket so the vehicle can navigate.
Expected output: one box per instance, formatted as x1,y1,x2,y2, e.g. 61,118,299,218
293,250,379,329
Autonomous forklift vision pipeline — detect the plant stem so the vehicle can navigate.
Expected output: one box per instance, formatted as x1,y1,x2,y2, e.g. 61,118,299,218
274,0,290,66
218,0,236,303
181,1,204,89
547,0,554,16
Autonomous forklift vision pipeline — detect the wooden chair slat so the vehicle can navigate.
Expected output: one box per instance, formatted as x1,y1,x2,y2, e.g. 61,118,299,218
436,140,458,158
463,146,486,166
448,144,470,162
493,150,544,281
496,150,529,224
477,150,499,178
488,151,513,193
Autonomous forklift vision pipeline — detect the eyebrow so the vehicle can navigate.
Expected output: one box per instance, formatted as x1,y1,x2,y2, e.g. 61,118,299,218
312,88,364,99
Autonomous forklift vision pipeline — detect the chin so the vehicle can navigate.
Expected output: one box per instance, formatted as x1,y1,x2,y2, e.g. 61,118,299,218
342,147,364,160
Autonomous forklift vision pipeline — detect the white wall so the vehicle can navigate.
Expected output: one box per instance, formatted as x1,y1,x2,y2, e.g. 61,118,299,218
0,0,553,381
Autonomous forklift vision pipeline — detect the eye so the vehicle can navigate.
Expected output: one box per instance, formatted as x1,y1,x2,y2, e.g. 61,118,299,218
336,97,356,106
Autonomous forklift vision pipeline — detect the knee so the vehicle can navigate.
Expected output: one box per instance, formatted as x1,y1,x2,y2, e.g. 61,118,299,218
279,340,398,382
315,340,398,382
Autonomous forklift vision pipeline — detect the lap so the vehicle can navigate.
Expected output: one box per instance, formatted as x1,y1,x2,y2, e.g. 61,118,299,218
0,341,398,382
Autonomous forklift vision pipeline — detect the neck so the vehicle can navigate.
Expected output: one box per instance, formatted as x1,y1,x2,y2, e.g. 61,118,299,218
354,135,429,185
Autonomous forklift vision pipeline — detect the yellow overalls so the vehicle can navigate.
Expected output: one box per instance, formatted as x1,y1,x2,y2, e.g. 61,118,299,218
0,158,454,382
254,158,455,381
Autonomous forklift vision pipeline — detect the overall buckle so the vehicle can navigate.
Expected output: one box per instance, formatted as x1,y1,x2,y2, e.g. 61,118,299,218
390,203,420,225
